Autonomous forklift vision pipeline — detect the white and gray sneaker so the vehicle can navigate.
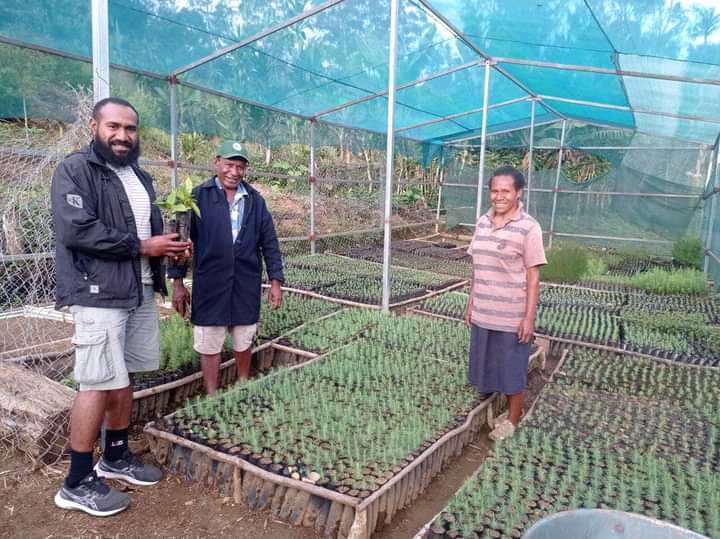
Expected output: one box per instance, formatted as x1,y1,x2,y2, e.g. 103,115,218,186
94,451,163,486
489,418,517,442
54,471,130,517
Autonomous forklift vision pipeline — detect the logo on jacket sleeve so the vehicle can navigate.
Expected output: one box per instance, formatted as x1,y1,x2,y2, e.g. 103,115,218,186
66,194,83,209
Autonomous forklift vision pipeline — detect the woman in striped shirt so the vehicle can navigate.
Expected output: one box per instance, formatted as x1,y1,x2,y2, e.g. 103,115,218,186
464,165,547,441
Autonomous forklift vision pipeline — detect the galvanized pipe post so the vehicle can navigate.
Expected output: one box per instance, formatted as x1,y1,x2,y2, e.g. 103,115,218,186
526,99,536,211
381,0,400,311
309,120,317,255
548,119,567,248
91,0,110,101
169,76,178,190
435,165,444,234
475,60,492,222
704,148,720,273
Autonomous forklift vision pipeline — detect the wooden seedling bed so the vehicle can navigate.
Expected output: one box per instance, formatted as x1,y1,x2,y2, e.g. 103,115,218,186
131,342,317,424
276,280,468,311
145,395,499,539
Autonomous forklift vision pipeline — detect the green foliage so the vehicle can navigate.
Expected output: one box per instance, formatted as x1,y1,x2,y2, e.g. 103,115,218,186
672,236,703,269
540,244,589,283
393,186,424,208
623,309,720,359
434,347,720,537
179,131,214,164
159,314,196,371
257,293,340,341
596,268,707,295
282,254,462,305
583,252,608,278
416,291,469,320
283,309,385,353
155,178,201,217
169,312,480,491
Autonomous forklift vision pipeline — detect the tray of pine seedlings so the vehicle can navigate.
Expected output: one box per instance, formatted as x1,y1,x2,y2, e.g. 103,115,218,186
256,291,342,344
144,311,501,538
281,254,467,307
418,347,720,539
621,310,720,366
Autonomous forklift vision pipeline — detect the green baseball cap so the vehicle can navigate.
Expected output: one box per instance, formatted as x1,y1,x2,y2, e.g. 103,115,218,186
216,140,249,162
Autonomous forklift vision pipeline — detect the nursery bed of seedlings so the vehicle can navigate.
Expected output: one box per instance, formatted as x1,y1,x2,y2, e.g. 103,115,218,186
257,292,342,343
136,294,343,390
282,254,466,305
605,257,676,276
422,348,720,539
339,246,471,279
413,287,720,366
535,304,622,347
621,310,720,366
132,295,345,423
409,291,468,321
539,285,625,310
145,312,499,538
278,309,386,354
624,293,720,324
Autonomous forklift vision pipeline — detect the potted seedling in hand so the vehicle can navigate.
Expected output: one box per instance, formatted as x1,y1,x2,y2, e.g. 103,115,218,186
155,178,201,241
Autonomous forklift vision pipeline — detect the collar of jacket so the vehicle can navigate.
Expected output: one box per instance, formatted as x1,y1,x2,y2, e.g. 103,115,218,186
200,176,257,197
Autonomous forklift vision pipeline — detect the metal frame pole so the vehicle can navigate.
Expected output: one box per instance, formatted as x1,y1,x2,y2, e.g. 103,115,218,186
172,0,345,76
548,119,567,248
381,0,400,311
91,0,110,101
526,99,536,211
312,60,482,119
309,120,317,255
704,148,719,273
169,76,178,190
435,156,445,234
475,60,492,221
539,94,720,125
394,96,528,134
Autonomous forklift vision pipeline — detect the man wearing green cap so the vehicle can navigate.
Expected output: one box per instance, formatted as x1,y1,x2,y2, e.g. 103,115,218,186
169,141,284,394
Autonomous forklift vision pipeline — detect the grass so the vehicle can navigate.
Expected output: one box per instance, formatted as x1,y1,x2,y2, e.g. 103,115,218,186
541,244,590,283
595,267,707,295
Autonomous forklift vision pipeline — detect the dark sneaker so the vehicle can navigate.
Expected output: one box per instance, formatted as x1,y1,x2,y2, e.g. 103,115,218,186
94,451,163,486
54,472,129,517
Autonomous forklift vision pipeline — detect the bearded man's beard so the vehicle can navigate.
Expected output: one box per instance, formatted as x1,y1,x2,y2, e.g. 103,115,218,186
92,137,141,167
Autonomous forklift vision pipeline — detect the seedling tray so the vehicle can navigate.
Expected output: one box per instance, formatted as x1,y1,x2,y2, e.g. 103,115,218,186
131,342,281,423
144,395,498,539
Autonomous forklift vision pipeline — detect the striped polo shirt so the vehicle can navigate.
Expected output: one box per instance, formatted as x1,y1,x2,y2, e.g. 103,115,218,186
108,164,153,285
467,203,546,332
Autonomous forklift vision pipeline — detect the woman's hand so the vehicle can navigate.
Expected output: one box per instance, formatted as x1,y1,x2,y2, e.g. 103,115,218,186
518,317,534,344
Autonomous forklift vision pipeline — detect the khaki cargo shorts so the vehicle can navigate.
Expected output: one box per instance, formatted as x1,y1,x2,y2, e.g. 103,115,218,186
193,324,257,355
70,285,160,391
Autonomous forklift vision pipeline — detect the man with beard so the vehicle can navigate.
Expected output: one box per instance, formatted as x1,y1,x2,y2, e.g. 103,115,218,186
51,97,190,516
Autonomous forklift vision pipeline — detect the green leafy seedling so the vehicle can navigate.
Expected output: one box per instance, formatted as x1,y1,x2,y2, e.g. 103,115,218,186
156,178,202,218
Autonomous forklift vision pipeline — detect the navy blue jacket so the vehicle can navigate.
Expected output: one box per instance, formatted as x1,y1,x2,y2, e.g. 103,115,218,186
168,178,284,326
51,144,167,309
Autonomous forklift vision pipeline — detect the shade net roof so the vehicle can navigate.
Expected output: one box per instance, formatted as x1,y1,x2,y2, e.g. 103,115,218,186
1,0,719,148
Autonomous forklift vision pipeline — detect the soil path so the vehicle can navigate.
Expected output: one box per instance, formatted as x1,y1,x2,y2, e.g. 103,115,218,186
0,453,318,539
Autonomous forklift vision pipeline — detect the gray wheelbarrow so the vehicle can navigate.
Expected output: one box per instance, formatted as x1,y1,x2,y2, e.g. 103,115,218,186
523,509,709,539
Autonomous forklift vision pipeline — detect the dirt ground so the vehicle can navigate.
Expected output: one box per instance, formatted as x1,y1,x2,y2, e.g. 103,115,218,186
0,437,488,539
0,450,319,539
0,352,561,539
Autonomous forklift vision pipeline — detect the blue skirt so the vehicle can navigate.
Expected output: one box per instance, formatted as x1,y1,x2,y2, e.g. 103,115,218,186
468,324,530,395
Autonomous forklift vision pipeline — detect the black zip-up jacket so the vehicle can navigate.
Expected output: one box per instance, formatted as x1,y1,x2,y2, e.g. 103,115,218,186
51,144,167,309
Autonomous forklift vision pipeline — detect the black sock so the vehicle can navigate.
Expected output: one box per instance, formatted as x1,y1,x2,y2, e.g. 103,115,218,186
65,450,94,488
104,428,129,462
